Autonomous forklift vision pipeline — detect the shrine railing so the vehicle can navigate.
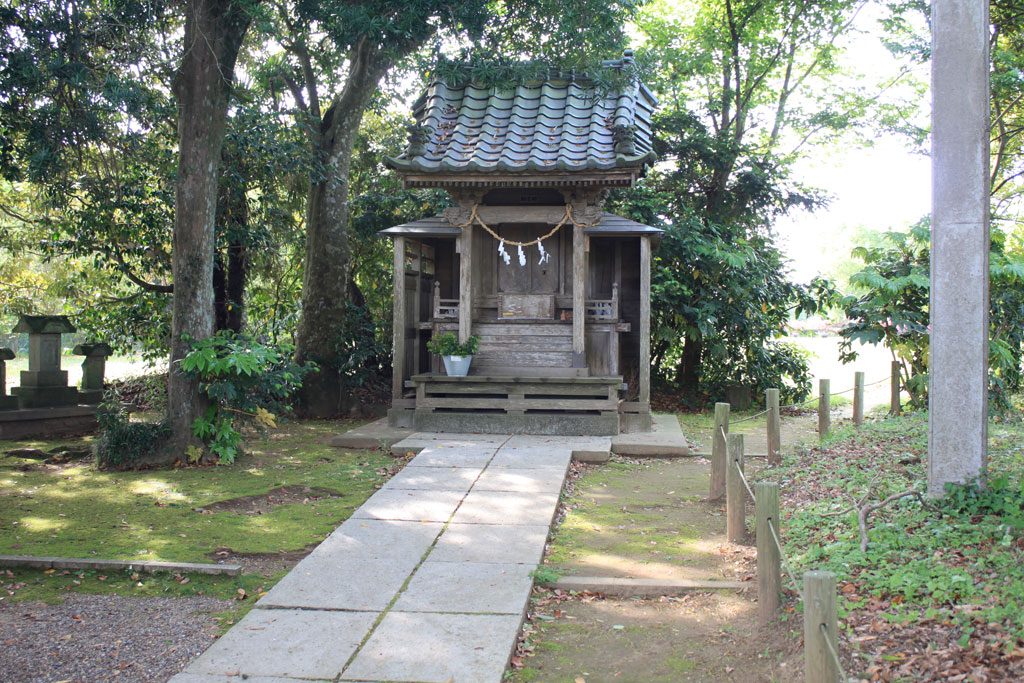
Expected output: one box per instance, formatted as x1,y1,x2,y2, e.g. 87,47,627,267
585,283,619,321
432,282,459,320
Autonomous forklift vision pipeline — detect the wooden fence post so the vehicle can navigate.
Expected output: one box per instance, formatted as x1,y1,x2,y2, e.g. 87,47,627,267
755,481,781,625
766,388,781,465
818,379,831,441
711,402,729,500
853,371,865,427
726,433,745,543
804,570,839,683
890,360,902,416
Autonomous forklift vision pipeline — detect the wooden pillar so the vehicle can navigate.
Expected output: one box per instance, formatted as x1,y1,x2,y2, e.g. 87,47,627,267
804,570,839,682
755,481,781,625
766,388,781,466
639,235,652,404
459,224,473,343
853,371,865,427
710,402,729,501
726,433,745,543
572,224,586,368
392,237,406,400
890,360,902,416
818,379,831,440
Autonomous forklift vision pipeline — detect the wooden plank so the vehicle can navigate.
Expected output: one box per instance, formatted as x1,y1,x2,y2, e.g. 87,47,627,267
473,323,572,336
412,242,422,376
392,237,406,402
459,223,473,343
572,224,586,367
474,351,574,367
498,294,555,319
639,235,652,405
411,374,622,384
417,397,617,411
420,382,612,397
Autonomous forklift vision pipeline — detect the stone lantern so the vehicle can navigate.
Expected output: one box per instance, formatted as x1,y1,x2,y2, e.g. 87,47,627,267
0,347,16,410
10,315,80,409
73,343,113,404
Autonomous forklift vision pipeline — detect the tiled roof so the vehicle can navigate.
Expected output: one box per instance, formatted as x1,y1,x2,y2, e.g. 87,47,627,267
388,53,657,175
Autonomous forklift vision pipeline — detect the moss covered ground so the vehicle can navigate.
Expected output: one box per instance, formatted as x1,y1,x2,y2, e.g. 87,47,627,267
0,419,393,621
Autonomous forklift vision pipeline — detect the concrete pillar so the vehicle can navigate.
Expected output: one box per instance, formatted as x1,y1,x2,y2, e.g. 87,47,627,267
929,0,990,496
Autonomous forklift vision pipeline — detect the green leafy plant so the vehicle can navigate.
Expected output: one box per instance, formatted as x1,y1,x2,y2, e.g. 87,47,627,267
839,220,1024,410
180,332,313,464
426,332,479,357
94,402,170,470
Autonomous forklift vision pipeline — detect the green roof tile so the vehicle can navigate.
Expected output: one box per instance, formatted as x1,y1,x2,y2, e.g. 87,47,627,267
388,54,657,175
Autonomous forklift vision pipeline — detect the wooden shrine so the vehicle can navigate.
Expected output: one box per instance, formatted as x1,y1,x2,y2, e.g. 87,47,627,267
382,52,661,435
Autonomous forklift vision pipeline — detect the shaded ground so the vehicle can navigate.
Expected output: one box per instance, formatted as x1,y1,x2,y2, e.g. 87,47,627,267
513,590,795,683
0,418,401,682
0,593,230,683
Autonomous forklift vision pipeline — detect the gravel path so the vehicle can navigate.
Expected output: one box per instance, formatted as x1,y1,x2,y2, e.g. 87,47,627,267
0,594,232,683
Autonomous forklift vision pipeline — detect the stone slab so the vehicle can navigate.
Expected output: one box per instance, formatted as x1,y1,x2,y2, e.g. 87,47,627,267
405,446,498,468
429,524,550,565
551,576,748,597
487,447,573,470
0,411,97,439
393,561,535,614
611,413,690,457
471,467,567,495
0,557,242,575
451,491,560,526
329,417,413,450
412,410,620,436
187,608,376,680
380,466,482,493
259,520,442,611
351,488,464,523
341,612,522,683
171,675,330,683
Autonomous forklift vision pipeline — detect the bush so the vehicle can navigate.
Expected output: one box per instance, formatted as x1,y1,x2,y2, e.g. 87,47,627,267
426,332,479,357
94,402,170,470
180,331,313,464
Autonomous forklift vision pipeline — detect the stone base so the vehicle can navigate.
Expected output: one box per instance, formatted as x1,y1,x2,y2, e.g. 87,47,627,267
0,405,98,440
412,410,620,436
387,407,415,429
328,418,414,450
620,411,654,433
19,369,69,387
11,386,81,409
0,396,18,411
78,389,103,405
611,413,690,457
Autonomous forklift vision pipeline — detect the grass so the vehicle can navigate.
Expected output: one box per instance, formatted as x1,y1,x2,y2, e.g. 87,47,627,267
762,411,1024,677
0,418,394,615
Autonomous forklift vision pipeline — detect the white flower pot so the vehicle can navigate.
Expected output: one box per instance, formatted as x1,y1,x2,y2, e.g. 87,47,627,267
442,355,473,376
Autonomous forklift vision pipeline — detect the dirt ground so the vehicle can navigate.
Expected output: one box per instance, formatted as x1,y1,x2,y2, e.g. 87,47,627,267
509,414,830,683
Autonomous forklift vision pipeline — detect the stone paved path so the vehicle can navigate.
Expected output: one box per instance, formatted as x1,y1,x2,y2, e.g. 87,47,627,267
171,433,605,683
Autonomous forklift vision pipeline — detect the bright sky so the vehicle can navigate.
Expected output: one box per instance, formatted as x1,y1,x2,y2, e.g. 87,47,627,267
774,4,931,285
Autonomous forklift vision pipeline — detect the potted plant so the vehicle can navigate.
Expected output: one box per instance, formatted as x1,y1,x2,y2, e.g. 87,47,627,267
426,332,479,377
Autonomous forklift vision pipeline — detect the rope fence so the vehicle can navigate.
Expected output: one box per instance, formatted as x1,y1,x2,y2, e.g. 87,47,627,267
711,368,897,681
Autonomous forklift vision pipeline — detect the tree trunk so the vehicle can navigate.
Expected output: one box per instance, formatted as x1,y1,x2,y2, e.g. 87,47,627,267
677,329,703,402
162,0,252,463
294,39,392,417
214,161,248,333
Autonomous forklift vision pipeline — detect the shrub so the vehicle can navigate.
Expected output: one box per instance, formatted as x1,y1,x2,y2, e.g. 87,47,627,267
94,402,170,470
180,331,313,464
426,332,479,357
